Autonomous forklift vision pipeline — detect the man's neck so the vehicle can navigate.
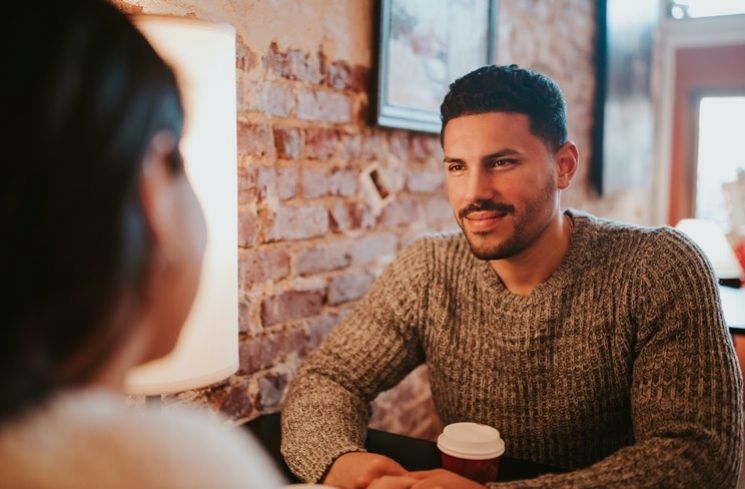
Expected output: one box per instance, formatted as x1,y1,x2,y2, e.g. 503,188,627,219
489,211,573,296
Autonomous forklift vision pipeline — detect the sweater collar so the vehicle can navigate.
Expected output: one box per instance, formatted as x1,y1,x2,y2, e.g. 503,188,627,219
474,209,592,306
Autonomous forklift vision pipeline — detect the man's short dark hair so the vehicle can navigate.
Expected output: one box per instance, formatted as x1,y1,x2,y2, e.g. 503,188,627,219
440,64,568,152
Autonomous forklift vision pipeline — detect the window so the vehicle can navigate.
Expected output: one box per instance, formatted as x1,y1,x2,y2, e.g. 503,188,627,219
694,96,745,230
669,0,745,20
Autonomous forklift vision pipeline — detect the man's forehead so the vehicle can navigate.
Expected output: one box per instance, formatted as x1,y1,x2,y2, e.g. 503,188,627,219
442,112,536,155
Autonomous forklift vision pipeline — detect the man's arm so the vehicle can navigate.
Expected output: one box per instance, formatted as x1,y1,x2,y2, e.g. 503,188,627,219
486,229,743,488
281,239,432,483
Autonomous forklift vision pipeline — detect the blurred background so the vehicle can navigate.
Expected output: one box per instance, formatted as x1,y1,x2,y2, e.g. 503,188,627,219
111,0,745,446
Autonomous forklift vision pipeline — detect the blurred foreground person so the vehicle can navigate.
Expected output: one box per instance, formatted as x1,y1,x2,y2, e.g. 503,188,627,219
0,2,282,487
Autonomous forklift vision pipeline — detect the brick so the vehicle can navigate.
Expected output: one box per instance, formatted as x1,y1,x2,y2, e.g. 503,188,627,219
238,300,256,333
218,383,255,420
388,131,410,161
257,371,289,409
276,167,297,200
379,198,421,228
236,72,260,113
240,248,291,287
256,167,275,201
354,98,370,125
274,127,304,160
328,271,375,305
240,327,307,373
298,88,351,124
304,127,338,160
325,59,351,90
238,166,258,205
341,133,362,162
238,122,273,157
349,233,398,266
236,37,257,72
422,196,453,222
264,42,323,84
411,135,442,162
261,289,326,326
330,169,358,197
301,168,328,199
330,201,372,232
261,83,293,117
295,241,352,276
406,170,444,194
362,131,386,161
269,204,329,241
302,168,357,199
239,210,259,248
306,313,341,349
348,65,370,93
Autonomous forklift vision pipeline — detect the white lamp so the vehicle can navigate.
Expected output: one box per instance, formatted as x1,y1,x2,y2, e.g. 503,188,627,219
125,16,239,395
675,219,743,284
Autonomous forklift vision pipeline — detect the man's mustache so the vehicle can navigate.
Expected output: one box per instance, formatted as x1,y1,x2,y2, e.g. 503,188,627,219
458,201,515,220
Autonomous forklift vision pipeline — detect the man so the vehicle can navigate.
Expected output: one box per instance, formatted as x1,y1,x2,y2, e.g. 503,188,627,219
281,65,743,488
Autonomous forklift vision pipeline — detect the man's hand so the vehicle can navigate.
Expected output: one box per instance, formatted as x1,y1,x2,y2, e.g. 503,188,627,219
323,452,408,489
407,469,488,488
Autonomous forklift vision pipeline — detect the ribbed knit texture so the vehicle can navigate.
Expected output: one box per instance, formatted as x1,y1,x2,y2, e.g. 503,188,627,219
281,210,743,488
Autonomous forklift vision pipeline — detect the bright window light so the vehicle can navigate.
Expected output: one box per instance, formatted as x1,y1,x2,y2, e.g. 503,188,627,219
694,96,745,230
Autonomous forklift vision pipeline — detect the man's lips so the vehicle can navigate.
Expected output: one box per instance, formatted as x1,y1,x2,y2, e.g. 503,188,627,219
463,211,508,232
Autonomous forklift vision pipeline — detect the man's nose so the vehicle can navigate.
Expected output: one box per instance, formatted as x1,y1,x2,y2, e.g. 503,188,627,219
463,167,494,203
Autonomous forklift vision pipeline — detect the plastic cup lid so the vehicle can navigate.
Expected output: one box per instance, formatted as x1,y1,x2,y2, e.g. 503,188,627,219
437,422,505,460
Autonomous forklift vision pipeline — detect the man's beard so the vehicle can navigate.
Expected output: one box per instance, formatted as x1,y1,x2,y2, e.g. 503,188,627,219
456,177,556,261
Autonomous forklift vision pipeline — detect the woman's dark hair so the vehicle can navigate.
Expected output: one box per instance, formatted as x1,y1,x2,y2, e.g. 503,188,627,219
0,1,184,419
440,64,568,152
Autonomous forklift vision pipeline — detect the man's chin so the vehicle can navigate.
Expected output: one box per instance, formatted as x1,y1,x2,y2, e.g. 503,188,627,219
463,232,521,261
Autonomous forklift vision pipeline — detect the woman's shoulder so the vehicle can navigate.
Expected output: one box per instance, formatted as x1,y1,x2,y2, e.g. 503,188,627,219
0,390,285,488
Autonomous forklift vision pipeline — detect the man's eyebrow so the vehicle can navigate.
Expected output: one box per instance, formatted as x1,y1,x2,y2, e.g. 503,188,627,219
481,149,522,161
442,149,522,164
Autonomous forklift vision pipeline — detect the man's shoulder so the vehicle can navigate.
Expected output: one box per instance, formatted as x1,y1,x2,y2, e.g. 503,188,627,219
570,210,708,270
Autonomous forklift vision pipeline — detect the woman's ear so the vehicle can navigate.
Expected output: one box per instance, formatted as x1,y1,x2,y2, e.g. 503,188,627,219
138,131,179,248
555,141,579,190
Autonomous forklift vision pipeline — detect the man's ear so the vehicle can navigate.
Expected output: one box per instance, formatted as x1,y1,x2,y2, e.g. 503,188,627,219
555,141,579,190
138,131,178,247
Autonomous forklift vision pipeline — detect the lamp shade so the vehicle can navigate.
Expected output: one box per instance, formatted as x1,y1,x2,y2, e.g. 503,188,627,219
675,219,744,280
125,16,239,395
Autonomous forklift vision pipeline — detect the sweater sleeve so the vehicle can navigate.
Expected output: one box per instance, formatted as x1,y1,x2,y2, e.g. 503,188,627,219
281,238,431,483
489,228,743,489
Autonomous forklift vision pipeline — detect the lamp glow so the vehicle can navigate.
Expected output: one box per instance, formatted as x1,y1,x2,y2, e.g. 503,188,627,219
125,16,238,395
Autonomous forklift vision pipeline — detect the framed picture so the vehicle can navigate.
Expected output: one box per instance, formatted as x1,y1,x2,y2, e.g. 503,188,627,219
591,0,657,195
376,0,499,133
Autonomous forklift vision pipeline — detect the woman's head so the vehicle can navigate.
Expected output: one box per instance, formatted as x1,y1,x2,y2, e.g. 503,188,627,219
1,0,206,418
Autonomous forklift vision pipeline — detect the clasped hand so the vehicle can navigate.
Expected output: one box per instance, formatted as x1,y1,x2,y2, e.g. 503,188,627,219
323,452,487,489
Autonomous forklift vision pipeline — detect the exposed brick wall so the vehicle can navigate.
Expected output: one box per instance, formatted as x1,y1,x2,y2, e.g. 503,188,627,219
115,0,643,441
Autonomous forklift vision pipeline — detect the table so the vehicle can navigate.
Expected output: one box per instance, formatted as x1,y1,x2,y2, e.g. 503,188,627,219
721,285,745,334
245,412,564,484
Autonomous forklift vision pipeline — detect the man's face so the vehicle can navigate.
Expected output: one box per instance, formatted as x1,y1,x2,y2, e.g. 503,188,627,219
442,112,560,261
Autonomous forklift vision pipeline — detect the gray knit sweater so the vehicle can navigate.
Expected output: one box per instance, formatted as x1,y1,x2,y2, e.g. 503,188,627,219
281,210,743,488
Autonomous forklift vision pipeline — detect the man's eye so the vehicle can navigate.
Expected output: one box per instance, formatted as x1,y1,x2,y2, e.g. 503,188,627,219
488,159,514,168
448,163,465,172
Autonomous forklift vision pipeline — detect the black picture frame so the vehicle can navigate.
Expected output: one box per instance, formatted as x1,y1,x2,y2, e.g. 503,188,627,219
591,0,658,195
375,0,499,134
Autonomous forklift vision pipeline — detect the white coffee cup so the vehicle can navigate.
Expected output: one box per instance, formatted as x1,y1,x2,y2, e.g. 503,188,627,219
437,422,505,483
